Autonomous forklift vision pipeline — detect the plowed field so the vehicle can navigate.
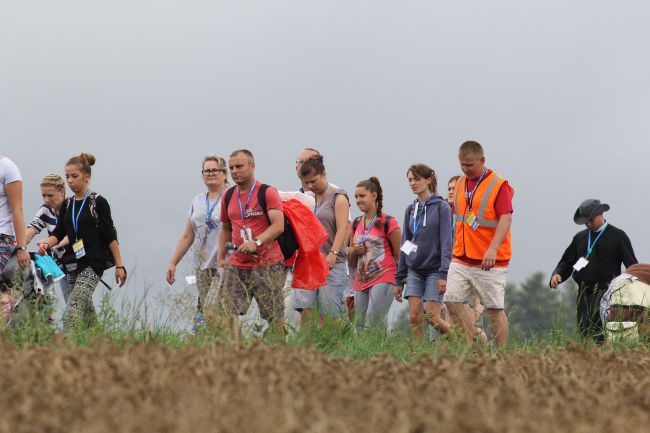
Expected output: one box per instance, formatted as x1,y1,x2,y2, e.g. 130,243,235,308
1,344,649,433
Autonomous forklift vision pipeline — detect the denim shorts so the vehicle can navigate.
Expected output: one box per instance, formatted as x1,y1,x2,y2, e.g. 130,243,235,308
404,269,444,303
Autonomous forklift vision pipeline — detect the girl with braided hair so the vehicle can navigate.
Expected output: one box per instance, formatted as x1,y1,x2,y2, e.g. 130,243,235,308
348,177,401,329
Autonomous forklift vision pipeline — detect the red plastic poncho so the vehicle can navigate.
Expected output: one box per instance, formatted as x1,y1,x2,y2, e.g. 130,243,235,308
282,199,329,290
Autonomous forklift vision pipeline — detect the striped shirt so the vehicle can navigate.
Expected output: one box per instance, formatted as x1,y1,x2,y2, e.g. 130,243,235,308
29,204,65,262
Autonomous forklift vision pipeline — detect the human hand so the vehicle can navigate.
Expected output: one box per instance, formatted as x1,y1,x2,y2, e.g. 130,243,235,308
17,249,30,269
116,267,127,287
437,279,447,295
326,252,337,269
550,274,562,289
37,240,50,256
237,240,258,255
351,243,367,257
481,248,497,271
166,264,176,285
394,286,404,302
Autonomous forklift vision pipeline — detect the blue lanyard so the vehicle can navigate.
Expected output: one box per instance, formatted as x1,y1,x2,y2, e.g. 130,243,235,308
411,201,425,237
313,184,330,215
205,187,226,224
237,180,257,222
359,214,378,243
72,192,90,238
465,170,488,211
587,223,608,258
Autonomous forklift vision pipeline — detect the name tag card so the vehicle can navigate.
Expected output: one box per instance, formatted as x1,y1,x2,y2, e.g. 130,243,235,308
401,241,418,255
573,257,589,272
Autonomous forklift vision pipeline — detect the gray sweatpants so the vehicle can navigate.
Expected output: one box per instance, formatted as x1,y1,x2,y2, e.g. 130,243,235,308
354,282,394,330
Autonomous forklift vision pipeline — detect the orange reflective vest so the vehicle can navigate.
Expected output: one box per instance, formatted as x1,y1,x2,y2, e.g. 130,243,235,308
452,171,512,261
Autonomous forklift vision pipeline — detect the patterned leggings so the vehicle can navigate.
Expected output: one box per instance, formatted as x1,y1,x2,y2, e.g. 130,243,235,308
64,266,100,330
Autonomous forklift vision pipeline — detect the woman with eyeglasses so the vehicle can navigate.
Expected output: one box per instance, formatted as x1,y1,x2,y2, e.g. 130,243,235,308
167,155,229,329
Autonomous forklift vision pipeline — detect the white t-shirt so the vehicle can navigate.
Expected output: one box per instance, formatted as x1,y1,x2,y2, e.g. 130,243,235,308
189,191,224,270
0,157,22,236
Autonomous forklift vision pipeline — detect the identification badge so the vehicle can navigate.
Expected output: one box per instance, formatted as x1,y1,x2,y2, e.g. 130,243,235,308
72,239,86,259
466,213,480,231
206,219,218,230
400,240,418,255
573,257,589,272
245,227,253,242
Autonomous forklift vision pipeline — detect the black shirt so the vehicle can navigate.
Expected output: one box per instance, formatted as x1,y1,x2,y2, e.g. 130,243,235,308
52,194,118,276
551,223,637,289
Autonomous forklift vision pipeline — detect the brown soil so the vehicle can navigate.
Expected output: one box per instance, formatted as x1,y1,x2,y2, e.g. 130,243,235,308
1,344,649,433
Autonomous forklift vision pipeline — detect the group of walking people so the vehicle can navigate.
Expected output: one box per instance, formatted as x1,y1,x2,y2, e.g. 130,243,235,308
0,153,126,329
164,141,515,345
1,140,639,344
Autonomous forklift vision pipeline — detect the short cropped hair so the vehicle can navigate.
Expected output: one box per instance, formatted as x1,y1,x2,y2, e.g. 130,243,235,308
230,149,255,163
458,141,484,159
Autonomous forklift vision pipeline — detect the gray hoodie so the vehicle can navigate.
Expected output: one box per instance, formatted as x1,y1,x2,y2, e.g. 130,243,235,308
396,195,452,283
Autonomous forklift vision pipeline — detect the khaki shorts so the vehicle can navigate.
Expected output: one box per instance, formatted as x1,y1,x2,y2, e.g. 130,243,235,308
445,261,508,310
219,264,285,322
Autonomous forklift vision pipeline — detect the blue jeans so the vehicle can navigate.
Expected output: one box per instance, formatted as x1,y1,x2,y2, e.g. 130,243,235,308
404,270,444,303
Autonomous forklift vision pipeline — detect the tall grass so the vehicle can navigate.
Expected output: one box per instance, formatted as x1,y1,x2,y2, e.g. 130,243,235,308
3,289,647,359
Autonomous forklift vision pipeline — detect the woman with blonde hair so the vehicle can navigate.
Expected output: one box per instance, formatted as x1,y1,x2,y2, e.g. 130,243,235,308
167,155,229,330
38,153,127,329
26,174,70,301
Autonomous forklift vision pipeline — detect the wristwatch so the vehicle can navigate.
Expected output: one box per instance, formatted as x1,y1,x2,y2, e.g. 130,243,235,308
330,250,339,256
16,245,27,251
254,238,262,247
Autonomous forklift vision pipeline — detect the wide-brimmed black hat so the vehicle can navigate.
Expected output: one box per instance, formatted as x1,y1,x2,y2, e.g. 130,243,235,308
573,199,610,225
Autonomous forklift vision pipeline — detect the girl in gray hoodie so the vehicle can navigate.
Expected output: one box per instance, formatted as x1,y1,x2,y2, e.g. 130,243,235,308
395,164,452,340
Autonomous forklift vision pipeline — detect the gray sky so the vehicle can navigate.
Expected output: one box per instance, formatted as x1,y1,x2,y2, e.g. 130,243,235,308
2,1,649,321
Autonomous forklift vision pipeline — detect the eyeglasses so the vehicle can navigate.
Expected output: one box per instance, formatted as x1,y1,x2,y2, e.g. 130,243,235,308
202,169,226,175
296,160,306,165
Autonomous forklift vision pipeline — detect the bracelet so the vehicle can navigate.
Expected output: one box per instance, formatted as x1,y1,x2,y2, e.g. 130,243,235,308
116,266,126,270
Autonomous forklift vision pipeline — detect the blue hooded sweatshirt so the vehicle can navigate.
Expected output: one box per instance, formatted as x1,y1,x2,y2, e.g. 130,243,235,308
396,195,452,283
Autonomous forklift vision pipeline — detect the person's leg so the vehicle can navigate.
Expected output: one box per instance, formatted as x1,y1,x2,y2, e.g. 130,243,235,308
586,288,605,343
317,262,347,320
364,283,394,329
444,262,477,345
353,289,369,330
282,269,301,332
293,288,318,326
219,266,253,338
576,285,591,341
252,265,286,334
470,266,509,346
63,266,100,330
405,269,426,339
421,272,451,335
407,296,425,340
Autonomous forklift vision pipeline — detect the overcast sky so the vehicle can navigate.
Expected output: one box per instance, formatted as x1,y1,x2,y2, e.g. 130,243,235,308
2,1,649,323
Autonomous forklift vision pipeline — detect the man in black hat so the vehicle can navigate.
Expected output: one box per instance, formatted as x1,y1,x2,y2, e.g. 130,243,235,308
550,199,637,342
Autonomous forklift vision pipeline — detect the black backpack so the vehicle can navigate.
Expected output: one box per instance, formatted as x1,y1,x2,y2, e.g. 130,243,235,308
224,184,299,261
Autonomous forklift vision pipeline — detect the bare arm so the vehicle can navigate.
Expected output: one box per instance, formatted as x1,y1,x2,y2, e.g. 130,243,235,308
108,240,127,287
256,209,284,244
5,181,29,268
388,228,402,264
25,226,38,245
166,220,196,284
331,194,350,254
482,213,512,270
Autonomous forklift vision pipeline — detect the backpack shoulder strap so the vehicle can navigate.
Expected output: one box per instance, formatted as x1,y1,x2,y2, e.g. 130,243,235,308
223,186,237,210
258,184,269,214
352,216,363,233
383,215,392,236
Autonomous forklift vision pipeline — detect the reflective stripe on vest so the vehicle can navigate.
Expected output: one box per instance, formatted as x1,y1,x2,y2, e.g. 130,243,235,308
452,175,500,227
